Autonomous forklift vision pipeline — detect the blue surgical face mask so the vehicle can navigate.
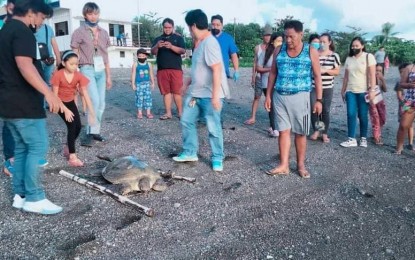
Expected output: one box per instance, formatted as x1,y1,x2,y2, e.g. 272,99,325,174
84,19,99,27
311,42,320,50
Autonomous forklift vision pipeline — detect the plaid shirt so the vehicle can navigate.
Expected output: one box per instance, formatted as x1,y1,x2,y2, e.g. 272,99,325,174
71,25,110,65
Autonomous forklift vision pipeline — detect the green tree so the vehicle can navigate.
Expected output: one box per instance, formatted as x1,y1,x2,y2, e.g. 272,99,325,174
223,22,261,65
132,12,162,47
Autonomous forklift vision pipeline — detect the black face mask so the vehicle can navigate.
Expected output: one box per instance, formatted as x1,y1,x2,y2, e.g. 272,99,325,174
211,28,220,36
29,24,37,33
352,48,362,55
137,58,146,63
6,12,13,21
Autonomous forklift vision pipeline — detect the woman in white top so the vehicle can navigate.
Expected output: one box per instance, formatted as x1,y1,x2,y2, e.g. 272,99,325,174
340,36,376,148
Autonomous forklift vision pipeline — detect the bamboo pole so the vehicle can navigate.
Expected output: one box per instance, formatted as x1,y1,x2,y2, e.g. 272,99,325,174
58,170,154,217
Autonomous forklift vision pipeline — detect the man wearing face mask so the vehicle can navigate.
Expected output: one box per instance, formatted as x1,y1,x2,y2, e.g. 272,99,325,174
1,0,16,177
151,18,186,120
0,0,65,214
210,15,239,82
0,0,15,28
71,2,112,147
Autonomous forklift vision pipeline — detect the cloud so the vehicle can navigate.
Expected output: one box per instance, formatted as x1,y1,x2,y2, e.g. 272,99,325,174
319,0,415,39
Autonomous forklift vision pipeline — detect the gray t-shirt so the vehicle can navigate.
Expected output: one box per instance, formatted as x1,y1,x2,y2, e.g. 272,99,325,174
188,35,230,98
374,50,385,64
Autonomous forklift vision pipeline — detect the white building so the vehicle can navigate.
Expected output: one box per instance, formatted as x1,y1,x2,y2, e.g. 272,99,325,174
1,0,145,68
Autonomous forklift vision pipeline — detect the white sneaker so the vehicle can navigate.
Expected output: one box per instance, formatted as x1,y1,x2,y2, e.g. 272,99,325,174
12,194,25,209
340,138,358,147
268,127,279,137
360,137,368,148
23,199,63,215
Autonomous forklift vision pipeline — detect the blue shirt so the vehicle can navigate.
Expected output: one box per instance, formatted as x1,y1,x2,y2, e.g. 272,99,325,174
275,43,312,94
214,32,238,77
135,62,150,84
34,24,55,56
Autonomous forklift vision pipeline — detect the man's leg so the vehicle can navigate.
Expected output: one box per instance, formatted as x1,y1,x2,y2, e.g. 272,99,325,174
175,96,200,159
268,92,291,174
163,93,173,118
202,98,224,163
173,94,183,117
7,119,48,201
295,134,307,171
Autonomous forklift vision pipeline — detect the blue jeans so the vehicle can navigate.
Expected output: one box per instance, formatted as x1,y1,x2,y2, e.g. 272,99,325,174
5,119,48,202
2,121,15,160
41,62,54,87
80,66,106,134
180,96,224,162
345,92,369,138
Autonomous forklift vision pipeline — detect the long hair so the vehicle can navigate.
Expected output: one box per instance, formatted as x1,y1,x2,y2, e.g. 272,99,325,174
320,33,335,51
263,32,283,67
58,50,78,70
348,36,366,57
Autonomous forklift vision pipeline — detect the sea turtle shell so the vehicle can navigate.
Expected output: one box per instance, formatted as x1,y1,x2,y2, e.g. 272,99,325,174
102,156,167,194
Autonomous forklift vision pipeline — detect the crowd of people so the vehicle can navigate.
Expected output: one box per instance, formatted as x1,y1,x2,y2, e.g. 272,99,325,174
1,1,414,215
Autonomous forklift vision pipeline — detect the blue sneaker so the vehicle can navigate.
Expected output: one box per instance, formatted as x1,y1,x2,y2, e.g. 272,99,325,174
172,153,198,162
3,159,14,177
38,159,48,167
212,161,223,172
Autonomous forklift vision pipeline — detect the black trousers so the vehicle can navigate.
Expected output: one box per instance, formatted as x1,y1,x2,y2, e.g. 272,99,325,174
310,88,333,134
58,100,82,154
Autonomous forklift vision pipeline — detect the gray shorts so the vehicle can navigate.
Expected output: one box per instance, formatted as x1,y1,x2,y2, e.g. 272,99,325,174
273,91,310,135
254,76,266,98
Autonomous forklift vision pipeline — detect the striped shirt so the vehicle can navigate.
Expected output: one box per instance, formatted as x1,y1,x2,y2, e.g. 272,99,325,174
312,52,341,89
70,25,110,65
275,43,312,94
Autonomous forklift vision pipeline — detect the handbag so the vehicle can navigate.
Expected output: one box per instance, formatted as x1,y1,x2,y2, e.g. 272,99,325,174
364,54,383,105
37,25,55,65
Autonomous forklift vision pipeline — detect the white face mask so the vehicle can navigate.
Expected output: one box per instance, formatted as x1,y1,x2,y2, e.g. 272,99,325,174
320,43,329,51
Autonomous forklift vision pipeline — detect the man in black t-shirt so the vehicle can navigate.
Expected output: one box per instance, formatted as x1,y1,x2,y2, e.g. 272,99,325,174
0,0,64,215
151,18,185,120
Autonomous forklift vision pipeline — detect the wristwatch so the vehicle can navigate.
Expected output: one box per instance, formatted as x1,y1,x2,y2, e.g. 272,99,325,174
316,98,323,104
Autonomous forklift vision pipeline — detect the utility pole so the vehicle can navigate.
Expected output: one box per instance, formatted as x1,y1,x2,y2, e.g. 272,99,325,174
137,0,141,47
233,17,236,39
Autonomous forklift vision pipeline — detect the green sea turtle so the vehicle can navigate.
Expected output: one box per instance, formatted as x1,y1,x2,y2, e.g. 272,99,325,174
101,156,168,195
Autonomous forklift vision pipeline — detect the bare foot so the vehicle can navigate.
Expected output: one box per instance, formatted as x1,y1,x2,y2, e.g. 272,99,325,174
244,118,255,125
309,131,320,140
265,166,290,176
322,134,330,143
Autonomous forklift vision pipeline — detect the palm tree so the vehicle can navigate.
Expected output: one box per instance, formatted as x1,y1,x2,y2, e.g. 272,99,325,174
381,22,399,44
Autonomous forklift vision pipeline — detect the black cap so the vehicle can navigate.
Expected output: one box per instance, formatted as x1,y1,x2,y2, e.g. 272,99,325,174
137,48,149,55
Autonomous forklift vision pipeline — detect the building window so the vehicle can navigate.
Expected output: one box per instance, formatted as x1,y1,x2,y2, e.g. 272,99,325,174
55,21,68,36
109,23,125,37
120,51,125,58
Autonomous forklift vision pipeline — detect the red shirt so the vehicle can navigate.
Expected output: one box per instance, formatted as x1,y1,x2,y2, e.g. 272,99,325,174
50,70,89,102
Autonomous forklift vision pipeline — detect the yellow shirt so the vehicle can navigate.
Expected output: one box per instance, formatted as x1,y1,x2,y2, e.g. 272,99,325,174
345,52,376,93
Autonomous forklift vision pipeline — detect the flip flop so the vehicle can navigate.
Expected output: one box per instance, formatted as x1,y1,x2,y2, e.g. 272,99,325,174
244,119,255,125
298,169,310,179
159,115,172,120
147,114,154,119
137,113,143,119
265,168,290,176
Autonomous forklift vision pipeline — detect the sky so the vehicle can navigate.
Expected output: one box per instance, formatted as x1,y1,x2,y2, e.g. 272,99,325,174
137,0,415,41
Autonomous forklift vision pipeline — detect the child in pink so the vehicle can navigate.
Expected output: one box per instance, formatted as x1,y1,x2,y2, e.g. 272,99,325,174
51,51,95,166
